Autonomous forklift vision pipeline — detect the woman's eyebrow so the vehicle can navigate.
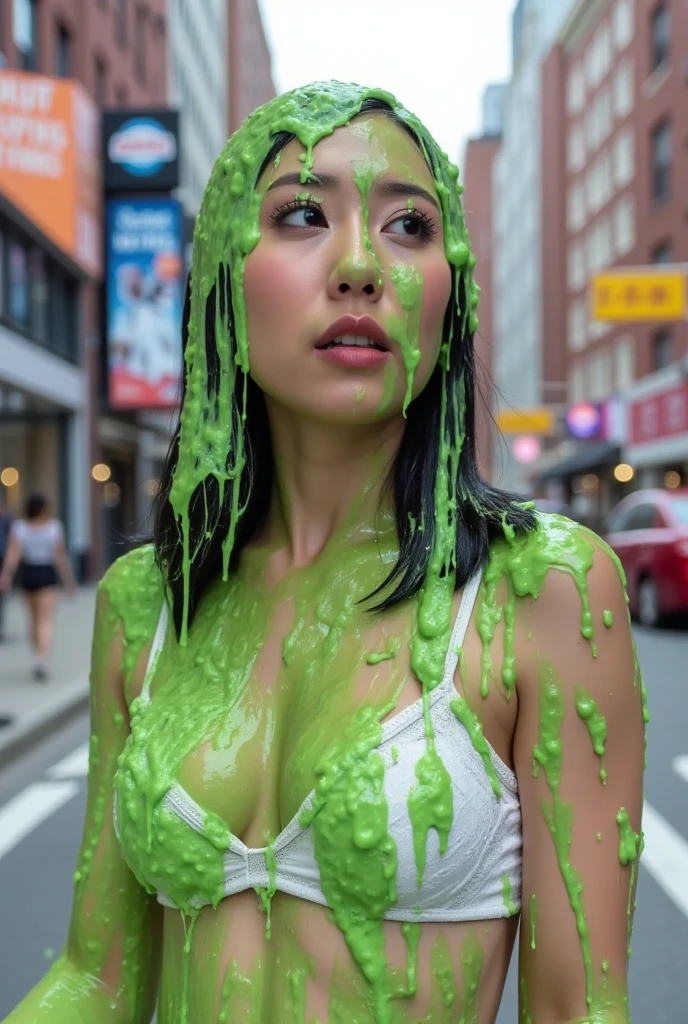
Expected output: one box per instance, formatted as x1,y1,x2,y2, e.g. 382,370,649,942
267,171,337,191
267,171,440,212
374,180,440,212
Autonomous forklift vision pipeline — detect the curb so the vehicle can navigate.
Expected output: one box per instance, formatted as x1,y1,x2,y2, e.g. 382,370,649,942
0,688,90,771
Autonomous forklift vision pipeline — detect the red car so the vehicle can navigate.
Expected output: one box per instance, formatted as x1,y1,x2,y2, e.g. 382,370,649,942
604,488,688,627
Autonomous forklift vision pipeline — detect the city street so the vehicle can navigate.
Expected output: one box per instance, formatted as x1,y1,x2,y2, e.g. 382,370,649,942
1,626,687,1021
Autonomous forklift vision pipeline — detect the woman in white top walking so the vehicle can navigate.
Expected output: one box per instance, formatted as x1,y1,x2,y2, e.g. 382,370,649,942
0,493,76,680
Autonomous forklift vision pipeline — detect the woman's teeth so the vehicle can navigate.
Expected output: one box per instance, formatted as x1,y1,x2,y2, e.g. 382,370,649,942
327,335,383,349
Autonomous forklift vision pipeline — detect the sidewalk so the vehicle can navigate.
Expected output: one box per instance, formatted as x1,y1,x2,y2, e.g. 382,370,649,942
0,586,97,767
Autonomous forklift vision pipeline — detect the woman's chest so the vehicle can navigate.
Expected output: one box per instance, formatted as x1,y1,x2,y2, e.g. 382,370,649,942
144,582,417,846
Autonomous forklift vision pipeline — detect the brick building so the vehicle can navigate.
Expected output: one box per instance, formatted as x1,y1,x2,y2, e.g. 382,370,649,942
463,85,506,482
0,0,167,578
540,0,688,497
228,0,275,135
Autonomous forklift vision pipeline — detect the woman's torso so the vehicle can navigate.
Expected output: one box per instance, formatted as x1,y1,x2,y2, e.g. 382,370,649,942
13,518,61,565
113,539,521,1023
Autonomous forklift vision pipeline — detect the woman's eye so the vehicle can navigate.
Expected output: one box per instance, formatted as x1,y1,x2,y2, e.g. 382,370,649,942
279,204,326,228
385,210,435,240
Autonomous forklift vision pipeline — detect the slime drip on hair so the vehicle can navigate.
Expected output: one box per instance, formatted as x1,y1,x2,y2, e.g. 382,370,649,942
169,81,479,648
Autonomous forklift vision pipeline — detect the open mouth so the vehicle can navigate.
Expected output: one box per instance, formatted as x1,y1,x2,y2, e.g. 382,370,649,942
318,334,388,352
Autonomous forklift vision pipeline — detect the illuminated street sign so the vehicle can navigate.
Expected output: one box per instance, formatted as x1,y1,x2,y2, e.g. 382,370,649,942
497,408,555,435
591,269,686,321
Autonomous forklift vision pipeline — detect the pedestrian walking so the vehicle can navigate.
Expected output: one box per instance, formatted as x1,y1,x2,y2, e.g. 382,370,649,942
0,493,76,680
0,499,12,642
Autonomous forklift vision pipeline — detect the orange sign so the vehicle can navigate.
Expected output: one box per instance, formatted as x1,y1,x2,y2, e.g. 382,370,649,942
0,71,101,277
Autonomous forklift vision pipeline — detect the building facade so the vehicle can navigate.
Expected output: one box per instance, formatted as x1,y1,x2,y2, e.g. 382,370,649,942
168,0,228,218
492,0,578,492
0,0,167,578
463,85,506,482
540,0,688,502
228,0,275,136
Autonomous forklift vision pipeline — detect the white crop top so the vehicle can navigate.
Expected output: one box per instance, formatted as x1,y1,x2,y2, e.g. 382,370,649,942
118,568,522,922
12,519,62,565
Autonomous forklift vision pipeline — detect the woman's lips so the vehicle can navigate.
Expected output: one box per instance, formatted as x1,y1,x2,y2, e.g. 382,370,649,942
315,345,390,368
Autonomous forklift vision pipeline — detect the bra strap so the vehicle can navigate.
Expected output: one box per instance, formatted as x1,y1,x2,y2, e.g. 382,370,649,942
442,567,483,685
140,601,169,705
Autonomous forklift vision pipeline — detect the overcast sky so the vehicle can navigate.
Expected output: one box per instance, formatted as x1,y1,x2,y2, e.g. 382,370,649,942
257,0,516,167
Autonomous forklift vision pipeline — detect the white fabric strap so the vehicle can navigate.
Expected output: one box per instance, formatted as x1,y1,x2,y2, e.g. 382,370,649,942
140,601,169,704
442,567,483,684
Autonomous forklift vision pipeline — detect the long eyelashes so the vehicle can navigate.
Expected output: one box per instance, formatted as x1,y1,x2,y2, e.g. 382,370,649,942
270,197,325,227
269,196,439,241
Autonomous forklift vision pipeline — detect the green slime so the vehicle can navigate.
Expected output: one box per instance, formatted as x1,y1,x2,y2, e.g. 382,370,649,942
3,81,646,1024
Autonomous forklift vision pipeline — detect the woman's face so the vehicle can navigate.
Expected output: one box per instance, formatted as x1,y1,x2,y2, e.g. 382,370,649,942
243,113,452,425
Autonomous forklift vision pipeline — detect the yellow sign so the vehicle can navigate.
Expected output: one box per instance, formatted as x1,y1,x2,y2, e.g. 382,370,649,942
591,271,686,321
497,408,555,435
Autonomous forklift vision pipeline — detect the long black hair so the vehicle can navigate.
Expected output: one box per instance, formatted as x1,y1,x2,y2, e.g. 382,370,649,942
153,96,535,639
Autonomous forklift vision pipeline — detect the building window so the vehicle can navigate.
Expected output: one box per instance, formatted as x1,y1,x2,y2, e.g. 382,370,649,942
568,243,586,292
569,363,586,403
29,248,49,342
615,335,635,389
567,123,586,171
612,58,634,120
568,301,587,352
651,3,669,72
134,6,146,82
50,271,77,359
14,0,38,71
651,119,671,201
567,64,585,114
613,196,635,256
588,348,613,401
652,329,672,370
7,238,29,327
613,0,634,51
55,24,71,78
116,0,127,46
651,241,671,264
94,56,107,106
613,127,635,188
567,184,586,232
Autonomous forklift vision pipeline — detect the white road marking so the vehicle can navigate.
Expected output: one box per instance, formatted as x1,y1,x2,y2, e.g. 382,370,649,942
641,802,688,921
47,743,90,780
672,755,688,786
0,782,79,861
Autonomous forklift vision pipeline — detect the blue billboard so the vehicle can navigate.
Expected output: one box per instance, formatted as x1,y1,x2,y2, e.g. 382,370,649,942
106,197,184,409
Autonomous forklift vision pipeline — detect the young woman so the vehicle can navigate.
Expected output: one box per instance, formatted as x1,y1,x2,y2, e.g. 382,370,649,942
0,493,76,680
3,83,645,1024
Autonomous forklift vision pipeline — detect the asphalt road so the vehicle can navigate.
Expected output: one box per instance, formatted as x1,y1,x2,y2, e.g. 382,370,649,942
1,625,687,1022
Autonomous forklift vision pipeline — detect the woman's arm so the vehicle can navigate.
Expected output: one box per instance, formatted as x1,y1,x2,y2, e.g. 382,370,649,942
514,534,645,1024
0,529,22,591
53,527,77,595
3,579,162,1023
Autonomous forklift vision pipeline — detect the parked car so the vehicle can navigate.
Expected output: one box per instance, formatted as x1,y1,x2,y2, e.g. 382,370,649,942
603,489,688,627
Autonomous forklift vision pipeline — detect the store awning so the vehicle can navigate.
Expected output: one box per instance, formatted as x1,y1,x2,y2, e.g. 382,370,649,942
537,441,621,482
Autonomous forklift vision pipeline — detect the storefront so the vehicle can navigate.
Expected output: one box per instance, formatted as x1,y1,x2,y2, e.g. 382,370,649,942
0,70,100,578
622,363,688,490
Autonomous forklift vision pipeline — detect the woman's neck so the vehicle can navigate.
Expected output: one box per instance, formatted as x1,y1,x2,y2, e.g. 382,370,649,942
261,403,404,569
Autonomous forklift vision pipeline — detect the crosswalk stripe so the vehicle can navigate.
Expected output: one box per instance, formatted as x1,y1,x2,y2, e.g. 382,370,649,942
46,743,90,780
672,755,688,786
641,801,688,921
0,782,79,861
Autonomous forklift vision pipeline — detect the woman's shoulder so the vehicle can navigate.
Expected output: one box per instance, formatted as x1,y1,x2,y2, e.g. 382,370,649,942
98,543,165,634
486,509,626,612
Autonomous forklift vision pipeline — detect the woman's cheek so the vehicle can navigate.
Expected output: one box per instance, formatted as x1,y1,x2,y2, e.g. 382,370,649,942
418,259,453,376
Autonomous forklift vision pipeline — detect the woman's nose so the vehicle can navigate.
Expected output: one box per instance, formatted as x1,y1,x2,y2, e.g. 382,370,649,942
327,230,383,301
